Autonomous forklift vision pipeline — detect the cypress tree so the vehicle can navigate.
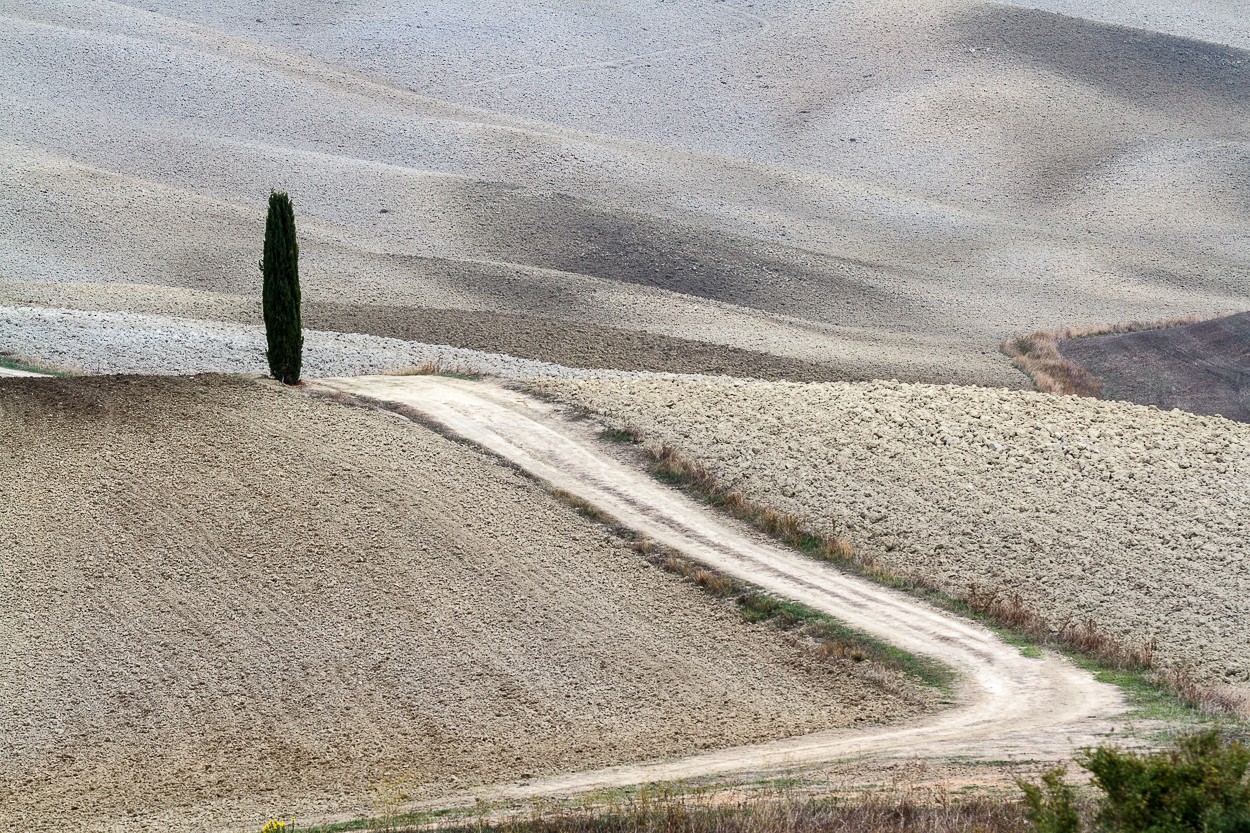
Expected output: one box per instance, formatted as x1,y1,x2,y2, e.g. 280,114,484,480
260,190,303,384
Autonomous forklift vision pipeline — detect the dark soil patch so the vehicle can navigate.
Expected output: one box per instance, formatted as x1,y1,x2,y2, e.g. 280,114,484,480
1061,312,1250,421
452,183,918,327
303,300,857,381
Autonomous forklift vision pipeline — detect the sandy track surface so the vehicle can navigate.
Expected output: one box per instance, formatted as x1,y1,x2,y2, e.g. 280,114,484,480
315,376,1124,801
5,0,1249,384
537,377,1250,702
0,375,924,832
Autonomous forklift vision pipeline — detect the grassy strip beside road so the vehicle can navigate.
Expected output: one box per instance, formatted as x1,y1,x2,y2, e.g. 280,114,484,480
548,487,954,695
0,354,65,376
269,731,1250,833
596,425,1247,725
290,789,1030,833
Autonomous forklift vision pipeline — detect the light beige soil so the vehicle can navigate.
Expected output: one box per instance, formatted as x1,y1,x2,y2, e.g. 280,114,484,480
534,377,1250,702
313,375,1121,815
0,375,924,833
5,0,1250,384
0,281,856,381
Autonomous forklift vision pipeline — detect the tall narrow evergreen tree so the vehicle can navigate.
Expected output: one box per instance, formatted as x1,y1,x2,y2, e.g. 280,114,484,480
260,190,303,384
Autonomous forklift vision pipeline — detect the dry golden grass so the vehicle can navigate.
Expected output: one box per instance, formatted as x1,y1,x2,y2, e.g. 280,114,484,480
648,445,860,568
386,361,483,378
400,789,1037,833
1001,315,1219,396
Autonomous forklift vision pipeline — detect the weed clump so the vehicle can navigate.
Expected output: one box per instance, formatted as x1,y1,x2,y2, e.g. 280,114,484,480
1024,731,1250,833
1001,315,1218,397
388,361,482,380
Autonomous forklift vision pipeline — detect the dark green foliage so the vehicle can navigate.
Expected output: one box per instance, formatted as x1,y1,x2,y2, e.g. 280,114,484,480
260,190,303,384
1082,731,1250,833
1021,768,1081,833
1020,732,1250,833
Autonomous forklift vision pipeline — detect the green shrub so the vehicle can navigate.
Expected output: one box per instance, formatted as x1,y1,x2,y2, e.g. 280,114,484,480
1021,732,1250,833
1083,731,1250,833
1022,767,1081,833
260,190,303,384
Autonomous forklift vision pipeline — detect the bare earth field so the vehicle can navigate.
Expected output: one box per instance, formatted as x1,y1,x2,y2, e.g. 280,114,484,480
3,0,1250,826
0,375,926,833
3,0,1249,381
1062,312,1250,423
0,281,852,381
534,377,1250,704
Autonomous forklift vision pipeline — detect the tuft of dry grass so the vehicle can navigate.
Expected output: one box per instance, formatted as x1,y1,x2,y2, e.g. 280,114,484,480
387,361,483,380
1156,668,1250,719
437,791,1036,833
1001,315,1220,397
1001,331,1103,396
963,587,1159,672
647,443,872,574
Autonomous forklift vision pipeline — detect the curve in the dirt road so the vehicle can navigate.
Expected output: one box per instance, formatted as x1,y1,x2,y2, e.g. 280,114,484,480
0,366,48,378
311,375,1125,799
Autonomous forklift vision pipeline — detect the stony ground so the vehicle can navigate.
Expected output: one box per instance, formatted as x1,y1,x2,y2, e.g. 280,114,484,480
0,375,927,833
535,377,1250,703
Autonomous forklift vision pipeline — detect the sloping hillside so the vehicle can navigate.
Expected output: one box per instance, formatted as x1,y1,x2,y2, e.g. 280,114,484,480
536,376,1250,708
1061,313,1250,422
3,0,1248,384
0,375,922,832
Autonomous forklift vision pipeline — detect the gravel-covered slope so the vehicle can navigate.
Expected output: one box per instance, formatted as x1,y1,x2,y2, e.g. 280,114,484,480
0,375,922,833
534,378,1250,700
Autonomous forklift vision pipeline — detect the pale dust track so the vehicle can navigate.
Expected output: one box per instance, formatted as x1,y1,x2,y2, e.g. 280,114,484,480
312,375,1125,799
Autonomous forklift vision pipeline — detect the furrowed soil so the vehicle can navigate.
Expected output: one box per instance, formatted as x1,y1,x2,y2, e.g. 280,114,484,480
534,377,1250,705
1061,312,1250,422
0,375,926,833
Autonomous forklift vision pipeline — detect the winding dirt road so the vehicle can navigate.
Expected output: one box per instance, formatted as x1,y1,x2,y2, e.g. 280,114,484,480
0,366,44,377
313,375,1126,799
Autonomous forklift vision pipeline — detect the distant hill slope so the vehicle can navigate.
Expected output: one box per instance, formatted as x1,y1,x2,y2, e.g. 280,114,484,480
0,375,920,832
1062,313,1250,422
4,0,1249,385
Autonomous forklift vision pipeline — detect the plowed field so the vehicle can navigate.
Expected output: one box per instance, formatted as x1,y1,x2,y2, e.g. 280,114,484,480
535,377,1250,706
0,375,922,832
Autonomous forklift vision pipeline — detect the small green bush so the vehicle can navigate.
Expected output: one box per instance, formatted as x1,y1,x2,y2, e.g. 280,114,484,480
1083,731,1250,833
1021,731,1250,833
1022,767,1081,833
